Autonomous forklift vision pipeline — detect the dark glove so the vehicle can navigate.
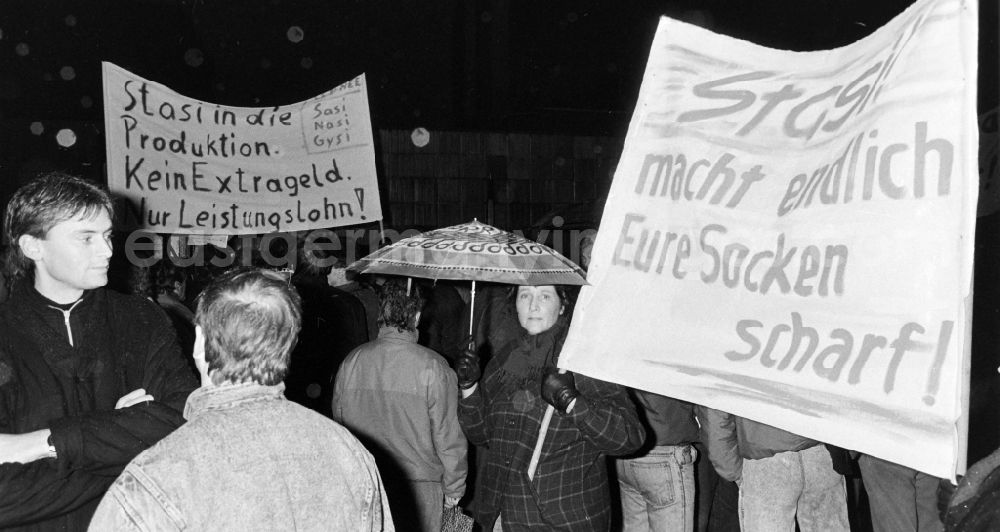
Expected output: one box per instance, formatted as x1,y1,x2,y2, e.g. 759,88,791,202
454,339,481,390
541,369,580,414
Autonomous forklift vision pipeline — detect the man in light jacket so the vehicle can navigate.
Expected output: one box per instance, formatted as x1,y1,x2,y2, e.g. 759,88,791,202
90,268,394,531
334,278,468,532
697,406,849,532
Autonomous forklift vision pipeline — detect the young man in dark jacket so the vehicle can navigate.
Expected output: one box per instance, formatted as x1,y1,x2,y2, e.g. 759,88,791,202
0,172,198,531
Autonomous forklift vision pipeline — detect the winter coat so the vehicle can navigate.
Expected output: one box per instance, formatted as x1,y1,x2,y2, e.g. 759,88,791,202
332,327,468,501
458,327,645,531
0,283,198,531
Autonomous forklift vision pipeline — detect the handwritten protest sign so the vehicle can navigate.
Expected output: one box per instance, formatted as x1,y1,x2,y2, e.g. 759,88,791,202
103,62,382,234
559,0,977,479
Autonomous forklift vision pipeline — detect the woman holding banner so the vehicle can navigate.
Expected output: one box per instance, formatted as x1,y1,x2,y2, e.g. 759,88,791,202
454,284,645,531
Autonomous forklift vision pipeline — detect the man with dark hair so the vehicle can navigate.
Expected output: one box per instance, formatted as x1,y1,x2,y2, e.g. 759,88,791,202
90,268,395,531
0,171,198,530
333,277,468,532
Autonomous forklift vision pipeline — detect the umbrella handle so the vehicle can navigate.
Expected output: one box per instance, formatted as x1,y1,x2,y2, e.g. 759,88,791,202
527,368,566,481
468,280,476,337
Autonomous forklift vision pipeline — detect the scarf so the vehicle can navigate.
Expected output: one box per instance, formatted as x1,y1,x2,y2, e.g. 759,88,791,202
495,317,569,392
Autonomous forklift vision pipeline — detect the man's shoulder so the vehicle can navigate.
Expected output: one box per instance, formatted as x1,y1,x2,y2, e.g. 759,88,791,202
411,343,452,368
128,400,379,483
0,298,18,329
195,394,366,446
0,286,33,323
97,289,173,328
384,343,456,390
107,420,212,514
264,401,380,466
99,288,160,313
128,416,204,466
289,403,363,439
369,338,449,367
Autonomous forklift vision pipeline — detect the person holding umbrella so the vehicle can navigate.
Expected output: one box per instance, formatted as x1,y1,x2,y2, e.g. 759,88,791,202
455,284,645,531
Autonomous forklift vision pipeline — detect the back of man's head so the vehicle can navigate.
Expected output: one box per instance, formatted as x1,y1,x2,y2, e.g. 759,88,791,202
377,278,425,333
296,234,340,278
3,171,113,282
195,268,302,385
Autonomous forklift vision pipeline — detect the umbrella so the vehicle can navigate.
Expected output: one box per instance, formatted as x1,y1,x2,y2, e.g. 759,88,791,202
348,219,586,480
348,219,587,288
348,218,586,335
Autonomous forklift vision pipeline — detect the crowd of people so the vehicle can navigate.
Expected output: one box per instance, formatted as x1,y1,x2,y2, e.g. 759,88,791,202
0,170,996,532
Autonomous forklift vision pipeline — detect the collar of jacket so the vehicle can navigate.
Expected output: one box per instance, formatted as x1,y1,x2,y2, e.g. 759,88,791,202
376,326,418,343
184,382,286,420
15,280,96,313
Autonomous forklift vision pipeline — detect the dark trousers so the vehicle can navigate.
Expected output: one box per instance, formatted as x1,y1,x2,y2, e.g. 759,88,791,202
694,442,740,532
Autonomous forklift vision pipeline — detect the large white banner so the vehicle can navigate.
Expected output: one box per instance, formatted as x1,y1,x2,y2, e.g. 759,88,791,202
103,62,382,234
560,0,977,479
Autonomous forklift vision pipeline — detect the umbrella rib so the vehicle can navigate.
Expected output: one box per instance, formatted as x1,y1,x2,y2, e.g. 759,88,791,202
366,261,581,274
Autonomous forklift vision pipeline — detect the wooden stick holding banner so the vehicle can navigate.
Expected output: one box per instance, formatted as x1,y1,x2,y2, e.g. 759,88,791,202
528,368,567,481
528,405,553,481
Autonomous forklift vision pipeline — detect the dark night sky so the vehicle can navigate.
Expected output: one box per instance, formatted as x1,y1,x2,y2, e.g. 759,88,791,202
0,0,996,185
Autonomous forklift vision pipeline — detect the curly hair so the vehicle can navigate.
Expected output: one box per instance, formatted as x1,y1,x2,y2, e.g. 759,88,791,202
195,268,302,385
376,278,426,332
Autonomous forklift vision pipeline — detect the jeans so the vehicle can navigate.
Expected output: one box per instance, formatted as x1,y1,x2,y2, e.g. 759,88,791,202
858,454,944,532
739,444,849,532
616,444,698,531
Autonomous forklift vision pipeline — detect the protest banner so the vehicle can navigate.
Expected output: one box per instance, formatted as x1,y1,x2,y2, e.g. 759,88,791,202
559,0,977,479
103,62,382,235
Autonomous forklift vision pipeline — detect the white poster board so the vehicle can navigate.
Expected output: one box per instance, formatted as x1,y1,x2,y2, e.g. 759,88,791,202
103,62,382,234
560,0,978,479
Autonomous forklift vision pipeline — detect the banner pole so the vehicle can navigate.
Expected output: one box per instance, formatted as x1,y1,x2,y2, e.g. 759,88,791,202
528,405,553,481
957,292,973,476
